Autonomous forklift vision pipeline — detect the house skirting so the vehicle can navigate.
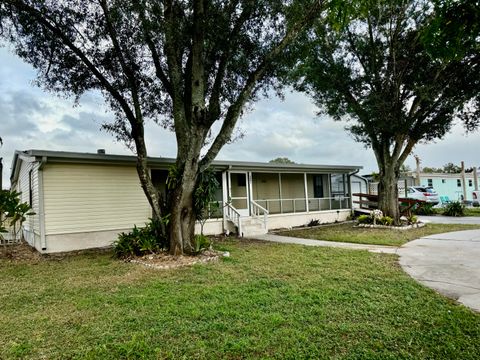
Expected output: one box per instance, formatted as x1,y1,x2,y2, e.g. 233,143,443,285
35,209,350,253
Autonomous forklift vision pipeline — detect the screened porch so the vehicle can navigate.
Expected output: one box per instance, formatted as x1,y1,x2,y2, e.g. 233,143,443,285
249,172,350,214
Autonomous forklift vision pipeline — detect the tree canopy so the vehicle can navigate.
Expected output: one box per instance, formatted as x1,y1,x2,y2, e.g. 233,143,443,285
292,0,480,220
269,157,296,164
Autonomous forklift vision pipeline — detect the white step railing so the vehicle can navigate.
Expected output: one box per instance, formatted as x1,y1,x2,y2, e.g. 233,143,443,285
251,200,269,231
225,202,242,236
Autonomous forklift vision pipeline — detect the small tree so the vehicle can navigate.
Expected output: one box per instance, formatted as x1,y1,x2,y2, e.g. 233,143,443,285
292,0,480,222
0,190,34,251
193,168,220,236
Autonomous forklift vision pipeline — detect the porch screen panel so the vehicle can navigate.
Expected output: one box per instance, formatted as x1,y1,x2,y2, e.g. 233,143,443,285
281,173,306,213
307,174,330,211
230,173,248,210
330,174,347,209
251,173,281,214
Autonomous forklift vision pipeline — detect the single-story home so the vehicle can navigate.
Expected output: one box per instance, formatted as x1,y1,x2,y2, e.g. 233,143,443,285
397,172,480,202
10,150,362,253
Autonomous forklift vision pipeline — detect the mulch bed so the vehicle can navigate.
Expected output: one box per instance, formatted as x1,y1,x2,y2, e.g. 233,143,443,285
129,249,228,270
0,241,43,262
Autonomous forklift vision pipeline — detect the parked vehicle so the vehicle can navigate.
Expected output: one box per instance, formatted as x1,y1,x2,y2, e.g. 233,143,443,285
406,186,440,205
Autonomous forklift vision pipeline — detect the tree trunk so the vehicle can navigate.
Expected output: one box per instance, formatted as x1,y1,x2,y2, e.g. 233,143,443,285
377,165,400,223
168,165,198,255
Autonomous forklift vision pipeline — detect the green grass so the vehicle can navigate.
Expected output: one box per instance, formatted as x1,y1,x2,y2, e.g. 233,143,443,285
1,241,480,359
278,223,480,247
433,207,480,216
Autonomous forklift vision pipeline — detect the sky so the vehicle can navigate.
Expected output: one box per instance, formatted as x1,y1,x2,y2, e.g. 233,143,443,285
1,46,480,188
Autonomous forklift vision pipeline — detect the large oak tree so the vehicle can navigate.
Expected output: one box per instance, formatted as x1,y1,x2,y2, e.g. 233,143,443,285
292,0,479,221
0,0,322,254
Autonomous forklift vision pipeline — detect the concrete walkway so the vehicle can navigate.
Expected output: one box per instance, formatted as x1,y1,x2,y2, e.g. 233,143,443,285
398,229,480,312
253,234,398,254
418,215,480,225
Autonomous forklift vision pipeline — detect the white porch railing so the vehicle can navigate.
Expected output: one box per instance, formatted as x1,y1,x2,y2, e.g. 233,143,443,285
251,200,269,231
225,202,242,236
253,196,351,214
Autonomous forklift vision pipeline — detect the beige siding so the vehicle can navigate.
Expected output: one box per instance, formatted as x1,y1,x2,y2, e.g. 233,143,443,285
43,163,151,235
14,158,40,245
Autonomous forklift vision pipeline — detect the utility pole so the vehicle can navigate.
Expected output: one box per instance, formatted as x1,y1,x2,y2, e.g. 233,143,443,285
414,155,421,186
461,161,467,202
474,166,479,191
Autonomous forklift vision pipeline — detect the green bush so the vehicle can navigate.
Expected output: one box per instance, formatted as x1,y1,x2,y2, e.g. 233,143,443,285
443,201,465,217
379,216,394,226
194,234,211,253
414,203,436,215
113,217,169,258
357,215,372,224
408,215,418,224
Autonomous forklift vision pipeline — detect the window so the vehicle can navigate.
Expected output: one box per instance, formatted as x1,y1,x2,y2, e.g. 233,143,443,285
313,175,324,198
457,179,462,187
442,179,446,184
427,179,433,187
469,179,473,187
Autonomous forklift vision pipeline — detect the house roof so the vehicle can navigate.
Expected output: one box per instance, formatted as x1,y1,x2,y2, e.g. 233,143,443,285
10,149,363,183
406,172,478,178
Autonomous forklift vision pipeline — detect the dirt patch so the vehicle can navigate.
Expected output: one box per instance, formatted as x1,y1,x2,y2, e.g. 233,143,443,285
129,249,228,270
0,241,43,262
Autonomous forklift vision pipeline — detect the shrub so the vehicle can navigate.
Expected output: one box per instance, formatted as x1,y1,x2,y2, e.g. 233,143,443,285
414,203,436,215
357,215,372,224
408,215,418,224
443,201,465,217
113,217,169,258
379,216,394,226
194,234,211,253
307,219,320,227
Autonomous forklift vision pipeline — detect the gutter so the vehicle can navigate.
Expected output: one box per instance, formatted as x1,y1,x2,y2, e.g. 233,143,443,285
38,156,47,251
347,169,361,210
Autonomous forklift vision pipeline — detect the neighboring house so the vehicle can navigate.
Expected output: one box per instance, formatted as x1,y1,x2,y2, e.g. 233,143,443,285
405,172,480,202
10,150,362,253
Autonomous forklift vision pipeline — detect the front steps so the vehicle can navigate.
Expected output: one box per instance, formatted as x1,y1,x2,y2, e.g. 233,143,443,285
230,217,268,237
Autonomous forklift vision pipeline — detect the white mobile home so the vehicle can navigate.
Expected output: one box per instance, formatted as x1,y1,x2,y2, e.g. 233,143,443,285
10,150,362,253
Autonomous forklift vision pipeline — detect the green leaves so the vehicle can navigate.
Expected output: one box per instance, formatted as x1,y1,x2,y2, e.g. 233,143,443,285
194,167,220,223
0,190,35,233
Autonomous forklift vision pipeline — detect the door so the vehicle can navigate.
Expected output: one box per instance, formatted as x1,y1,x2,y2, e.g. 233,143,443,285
228,172,250,216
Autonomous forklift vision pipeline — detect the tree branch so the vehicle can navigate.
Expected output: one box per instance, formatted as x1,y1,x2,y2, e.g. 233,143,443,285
8,0,137,123
200,0,324,171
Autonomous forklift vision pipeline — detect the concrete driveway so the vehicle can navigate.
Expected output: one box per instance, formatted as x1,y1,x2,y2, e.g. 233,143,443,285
398,229,480,312
418,215,480,225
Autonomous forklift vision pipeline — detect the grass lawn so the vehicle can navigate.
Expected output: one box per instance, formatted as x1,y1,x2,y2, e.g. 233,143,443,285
277,223,480,247
1,240,480,359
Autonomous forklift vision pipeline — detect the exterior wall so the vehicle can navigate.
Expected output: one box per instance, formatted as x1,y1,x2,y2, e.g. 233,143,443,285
43,228,133,253
419,174,477,201
268,209,351,230
194,219,224,236
42,163,151,241
13,158,41,248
